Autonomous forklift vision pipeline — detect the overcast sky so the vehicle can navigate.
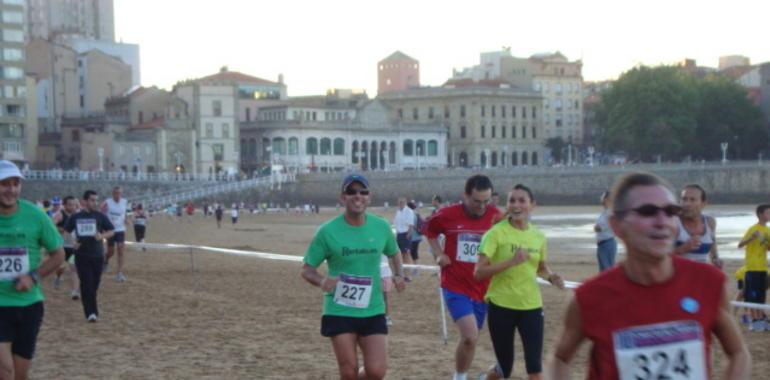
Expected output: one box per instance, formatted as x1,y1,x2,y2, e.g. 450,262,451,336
114,0,769,96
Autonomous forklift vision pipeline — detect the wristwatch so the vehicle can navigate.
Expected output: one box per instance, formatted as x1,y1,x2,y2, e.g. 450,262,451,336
28,270,40,285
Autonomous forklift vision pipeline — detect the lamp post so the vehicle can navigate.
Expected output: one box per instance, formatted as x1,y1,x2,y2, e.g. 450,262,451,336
417,145,422,172
567,144,572,166
720,142,728,165
97,147,104,172
587,146,595,167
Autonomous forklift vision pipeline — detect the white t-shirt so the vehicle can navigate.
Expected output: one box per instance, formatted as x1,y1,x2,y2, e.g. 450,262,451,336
393,207,415,233
105,198,128,232
595,209,614,242
231,208,239,218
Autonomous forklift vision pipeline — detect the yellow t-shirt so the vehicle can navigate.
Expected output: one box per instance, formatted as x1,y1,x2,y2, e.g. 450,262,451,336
479,221,546,310
742,224,770,271
735,266,747,281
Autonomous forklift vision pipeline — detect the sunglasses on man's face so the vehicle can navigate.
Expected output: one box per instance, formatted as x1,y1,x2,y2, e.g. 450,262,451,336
344,188,370,196
620,204,682,217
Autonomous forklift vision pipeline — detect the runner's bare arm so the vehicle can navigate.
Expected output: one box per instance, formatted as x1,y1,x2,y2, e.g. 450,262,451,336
428,238,450,266
473,250,528,281
708,217,722,267
713,278,751,379
300,263,336,292
547,297,584,380
738,230,760,249
537,260,565,289
388,253,406,292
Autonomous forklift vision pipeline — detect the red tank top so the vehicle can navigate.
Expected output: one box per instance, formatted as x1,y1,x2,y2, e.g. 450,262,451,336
575,256,725,380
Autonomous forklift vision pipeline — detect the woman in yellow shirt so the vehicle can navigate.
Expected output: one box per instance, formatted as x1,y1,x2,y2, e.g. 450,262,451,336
474,184,565,380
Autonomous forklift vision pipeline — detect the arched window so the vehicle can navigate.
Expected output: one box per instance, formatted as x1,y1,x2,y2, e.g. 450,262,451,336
248,138,257,159
352,141,359,164
480,151,487,167
288,137,298,155
320,137,332,155
416,140,426,156
427,140,438,156
272,137,286,155
491,151,498,167
512,151,518,166
403,139,414,156
262,138,271,161
501,152,506,167
522,151,528,165
306,137,318,155
459,152,468,167
532,151,538,166
389,141,396,164
334,138,345,155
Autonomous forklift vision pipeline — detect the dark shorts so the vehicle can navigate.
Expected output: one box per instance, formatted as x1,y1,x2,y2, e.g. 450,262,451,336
64,247,75,262
107,231,125,245
134,225,146,241
409,240,420,261
396,233,410,254
745,271,768,304
320,314,388,337
0,302,44,359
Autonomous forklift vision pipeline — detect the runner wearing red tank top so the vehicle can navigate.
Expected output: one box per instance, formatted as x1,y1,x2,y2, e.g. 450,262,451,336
424,174,501,380
547,172,750,380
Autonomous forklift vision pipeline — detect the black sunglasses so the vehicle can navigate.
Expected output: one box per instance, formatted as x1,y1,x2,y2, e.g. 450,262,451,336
344,188,370,196
619,204,682,217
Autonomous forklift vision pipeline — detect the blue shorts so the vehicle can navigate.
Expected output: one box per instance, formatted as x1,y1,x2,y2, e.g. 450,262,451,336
442,288,487,329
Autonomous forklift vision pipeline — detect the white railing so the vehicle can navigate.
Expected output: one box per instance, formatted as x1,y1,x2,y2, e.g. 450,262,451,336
22,170,258,182
131,172,296,206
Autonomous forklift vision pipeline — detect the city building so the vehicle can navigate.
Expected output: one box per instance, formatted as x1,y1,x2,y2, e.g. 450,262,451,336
379,80,544,168
77,48,132,114
0,0,35,165
243,94,446,174
719,55,750,70
377,51,419,95
27,0,114,42
453,50,584,144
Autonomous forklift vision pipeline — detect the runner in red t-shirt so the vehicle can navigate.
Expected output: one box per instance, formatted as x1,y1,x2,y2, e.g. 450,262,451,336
424,174,502,380
547,172,749,380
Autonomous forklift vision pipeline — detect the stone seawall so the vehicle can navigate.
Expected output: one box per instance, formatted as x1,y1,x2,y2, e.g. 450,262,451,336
20,163,770,206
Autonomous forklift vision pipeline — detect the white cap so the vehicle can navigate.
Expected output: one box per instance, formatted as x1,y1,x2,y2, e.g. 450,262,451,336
0,160,23,181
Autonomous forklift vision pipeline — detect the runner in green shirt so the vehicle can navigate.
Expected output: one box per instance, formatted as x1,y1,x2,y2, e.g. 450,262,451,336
475,184,565,380
301,174,405,380
0,160,64,379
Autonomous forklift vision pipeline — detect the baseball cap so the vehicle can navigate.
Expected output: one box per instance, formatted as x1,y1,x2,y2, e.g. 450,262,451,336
51,196,62,205
341,174,369,192
0,160,23,181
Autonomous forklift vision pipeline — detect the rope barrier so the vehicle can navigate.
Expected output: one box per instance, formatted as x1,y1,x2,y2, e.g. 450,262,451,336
126,241,770,311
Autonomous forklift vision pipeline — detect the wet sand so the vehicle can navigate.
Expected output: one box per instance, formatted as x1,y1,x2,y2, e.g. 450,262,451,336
33,206,768,379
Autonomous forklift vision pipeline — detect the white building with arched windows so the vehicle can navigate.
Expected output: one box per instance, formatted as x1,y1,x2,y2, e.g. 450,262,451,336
240,95,447,174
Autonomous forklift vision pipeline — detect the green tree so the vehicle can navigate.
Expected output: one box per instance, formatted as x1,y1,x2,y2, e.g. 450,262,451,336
545,137,566,164
596,66,699,161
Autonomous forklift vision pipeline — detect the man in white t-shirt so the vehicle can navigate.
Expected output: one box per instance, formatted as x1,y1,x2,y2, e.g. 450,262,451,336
102,186,129,282
393,197,415,279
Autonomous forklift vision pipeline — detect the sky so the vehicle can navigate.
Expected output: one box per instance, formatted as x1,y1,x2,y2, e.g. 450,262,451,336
114,0,770,96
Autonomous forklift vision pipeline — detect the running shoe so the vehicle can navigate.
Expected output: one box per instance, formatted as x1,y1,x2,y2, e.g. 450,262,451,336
116,272,127,282
53,275,61,290
70,290,80,300
386,316,393,326
87,314,98,323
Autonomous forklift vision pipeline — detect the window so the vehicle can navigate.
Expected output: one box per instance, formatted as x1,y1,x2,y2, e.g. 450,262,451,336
502,106,506,118
491,152,498,167
2,11,22,24
246,108,251,121
72,130,80,142
522,125,527,139
2,30,22,42
398,108,403,119
511,152,518,166
333,138,345,155
3,67,22,79
491,106,496,118
512,124,517,139
428,106,434,119
481,105,485,117
416,140,426,156
556,117,563,127
481,125,486,138
533,82,541,91
501,126,506,138
522,151,528,165
532,126,537,139
288,137,299,155
512,106,517,118
444,105,450,118
222,123,230,138
320,138,332,155
428,140,438,156
575,100,580,109
532,152,538,165
460,125,467,139
403,140,414,156
138,111,144,124
491,125,496,138
205,123,213,138
212,144,224,161
306,137,318,155
555,83,563,94
554,99,563,110
2,48,22,61
522,106,527,119
412,108,418,120
460,105,466,117
532,106,537,119
213,100,222,116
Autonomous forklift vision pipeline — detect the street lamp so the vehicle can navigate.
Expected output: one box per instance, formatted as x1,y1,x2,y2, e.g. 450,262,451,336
720,142,728,165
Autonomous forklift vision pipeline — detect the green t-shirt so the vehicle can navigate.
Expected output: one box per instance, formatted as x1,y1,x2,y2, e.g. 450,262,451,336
304,213,398,317
479,221,546,310
0,199,63,306
742,224,770,271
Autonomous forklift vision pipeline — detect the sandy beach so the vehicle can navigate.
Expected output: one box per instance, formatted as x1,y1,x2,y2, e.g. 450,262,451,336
32,206,768,379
